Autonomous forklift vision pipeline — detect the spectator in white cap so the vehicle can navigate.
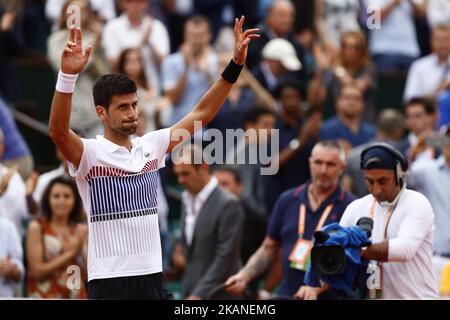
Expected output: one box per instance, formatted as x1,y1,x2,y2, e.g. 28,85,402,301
252,38,302,95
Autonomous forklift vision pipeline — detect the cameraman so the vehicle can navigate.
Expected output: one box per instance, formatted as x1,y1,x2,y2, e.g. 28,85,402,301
225,141,356,299
340,143,438,299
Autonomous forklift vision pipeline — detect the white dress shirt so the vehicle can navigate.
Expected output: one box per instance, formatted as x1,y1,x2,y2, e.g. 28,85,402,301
340,188,438,299
404,54,450,102
182,177,218,246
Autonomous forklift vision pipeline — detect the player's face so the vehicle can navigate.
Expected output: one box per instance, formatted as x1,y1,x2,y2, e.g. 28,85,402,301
101,93,139,136
309,146,345,191
364,169,400,203
49,183,76,219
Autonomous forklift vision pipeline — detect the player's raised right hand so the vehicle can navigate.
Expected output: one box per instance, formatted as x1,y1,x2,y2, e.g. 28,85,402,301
61,28,92,75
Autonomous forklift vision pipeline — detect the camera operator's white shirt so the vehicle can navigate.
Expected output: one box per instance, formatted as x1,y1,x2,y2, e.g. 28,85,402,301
340,188,438,299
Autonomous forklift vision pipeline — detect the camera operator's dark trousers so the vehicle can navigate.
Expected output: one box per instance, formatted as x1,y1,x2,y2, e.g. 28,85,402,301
88,272,174,300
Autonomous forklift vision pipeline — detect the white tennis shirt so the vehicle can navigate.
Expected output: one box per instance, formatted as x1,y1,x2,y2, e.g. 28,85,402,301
68,128,170,281
340,188,438,299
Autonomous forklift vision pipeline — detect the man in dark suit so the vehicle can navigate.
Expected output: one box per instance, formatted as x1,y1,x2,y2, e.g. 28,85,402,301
172,144,245,300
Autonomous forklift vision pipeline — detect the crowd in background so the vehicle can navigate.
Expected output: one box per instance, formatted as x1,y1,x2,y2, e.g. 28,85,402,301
1,0,450,299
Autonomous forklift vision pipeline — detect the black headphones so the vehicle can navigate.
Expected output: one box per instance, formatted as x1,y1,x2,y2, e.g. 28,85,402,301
360,142,409,186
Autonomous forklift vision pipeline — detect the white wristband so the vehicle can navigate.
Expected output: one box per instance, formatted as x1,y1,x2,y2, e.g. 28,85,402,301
55,70,78,93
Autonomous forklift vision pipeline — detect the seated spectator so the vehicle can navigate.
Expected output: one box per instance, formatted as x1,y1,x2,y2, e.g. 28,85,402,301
102,0,169,95
408,125,450,294
226,106,276,216
0,98,34,180
161,15,218,126
405,97,439,162
319,84,376,150
213,165,267,299
47,0,110,138
252,38,302,96
46,0,117,31
308,31,376,121
172,144,244,300
26,176,87,299
345,109,408,198
427,0,450,28
263,80,321,212
366,0,426,73
0,128,28,237
0,215,24,298
404,24,450,102
315,0,361,52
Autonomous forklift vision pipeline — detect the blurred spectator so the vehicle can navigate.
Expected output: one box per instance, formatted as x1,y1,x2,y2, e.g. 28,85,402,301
315,0,361,52
246,0,307,73
31,147,69,208
118,48,160,131
46,0,117,31
26,176,87,299
263,80,321,212
0,128,28,237
252,38,302,96
47,0,110,138
405,97,439,162
366,0,426,73
226,106,276,216
344,109,408,198
161,14,218,126
308,31,376,121
102,0,170,95
0,3,22,102
319,84,376,150
208,51,275,149
404,24,450,102
0,215,24,298
427,0,450,28
162,0,194,52
172,144,244,300
409,126,450,294
4,0,48,54
213,165,267,299
225,141,356,299
0,98,34,180
193,0,231,41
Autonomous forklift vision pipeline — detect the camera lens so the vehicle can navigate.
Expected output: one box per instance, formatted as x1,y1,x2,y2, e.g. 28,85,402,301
312,245,346,275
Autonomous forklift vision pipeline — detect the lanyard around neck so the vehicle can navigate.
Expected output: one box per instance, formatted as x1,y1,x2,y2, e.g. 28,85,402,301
369,199,396,241
298,203,334,239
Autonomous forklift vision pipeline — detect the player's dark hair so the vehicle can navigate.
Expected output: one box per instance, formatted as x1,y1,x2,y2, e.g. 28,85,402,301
93,74,137,110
